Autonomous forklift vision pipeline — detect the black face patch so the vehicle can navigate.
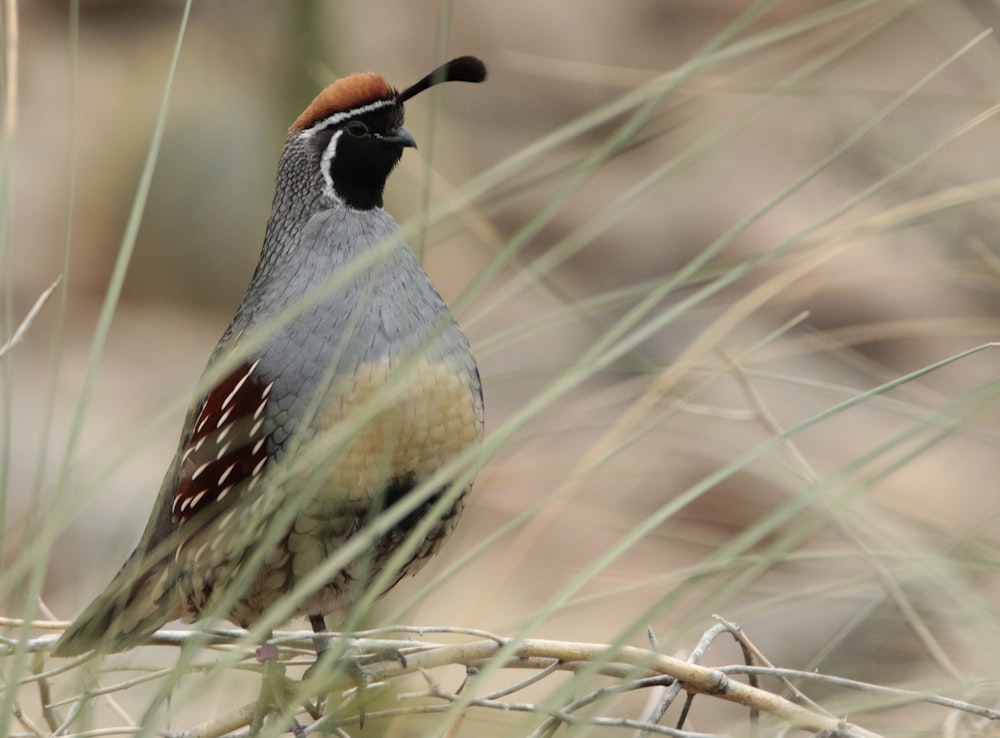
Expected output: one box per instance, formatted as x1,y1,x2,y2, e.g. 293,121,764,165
315,105,409,210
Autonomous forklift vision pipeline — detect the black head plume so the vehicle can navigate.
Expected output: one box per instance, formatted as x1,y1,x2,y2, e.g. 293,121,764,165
397,56,488,104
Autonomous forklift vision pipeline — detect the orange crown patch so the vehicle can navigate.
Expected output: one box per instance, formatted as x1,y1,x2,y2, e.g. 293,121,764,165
290,72,396,133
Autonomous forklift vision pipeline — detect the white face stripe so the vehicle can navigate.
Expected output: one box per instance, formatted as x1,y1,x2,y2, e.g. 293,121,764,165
320,129,343,203
297,97,396,139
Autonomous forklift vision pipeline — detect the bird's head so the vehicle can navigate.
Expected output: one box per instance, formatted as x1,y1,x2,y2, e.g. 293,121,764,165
286,56,487,210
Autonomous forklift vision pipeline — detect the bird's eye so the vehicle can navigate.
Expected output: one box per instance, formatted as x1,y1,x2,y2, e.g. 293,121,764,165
345,121,369,138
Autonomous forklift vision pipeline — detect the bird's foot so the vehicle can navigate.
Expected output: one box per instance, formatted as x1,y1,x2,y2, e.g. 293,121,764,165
303,645,411,730
301,643,369,729
248,643,303,738
300,616,408,732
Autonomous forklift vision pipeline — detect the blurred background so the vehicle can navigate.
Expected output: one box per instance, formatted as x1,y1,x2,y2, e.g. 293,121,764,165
6,0,1000,735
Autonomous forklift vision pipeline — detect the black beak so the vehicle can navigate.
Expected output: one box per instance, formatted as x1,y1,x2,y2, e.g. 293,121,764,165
384,127,417,149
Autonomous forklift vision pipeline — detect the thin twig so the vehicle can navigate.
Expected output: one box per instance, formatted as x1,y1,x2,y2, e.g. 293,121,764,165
717,665,1000,720
55,724,158,738
716,619,761,736
44,669,174,709
0,617,72,630
471,656,643,679
31,651,61,733
176,701,258,738
479,658,562,700
713,615,831,715
529,674,677,738
410,684,725,738
638,624,721,738
11,699,47,738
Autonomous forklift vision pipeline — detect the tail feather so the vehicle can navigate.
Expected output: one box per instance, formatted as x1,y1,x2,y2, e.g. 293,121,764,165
53,563,180,657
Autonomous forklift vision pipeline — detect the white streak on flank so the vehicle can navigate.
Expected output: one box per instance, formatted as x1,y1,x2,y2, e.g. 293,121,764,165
216,406,234,429
222,358,261,410
253,399,268,421
252,457,268,477
218,463,237,485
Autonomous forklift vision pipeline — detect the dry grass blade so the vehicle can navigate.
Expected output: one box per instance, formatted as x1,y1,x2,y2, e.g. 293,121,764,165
0,278,61,360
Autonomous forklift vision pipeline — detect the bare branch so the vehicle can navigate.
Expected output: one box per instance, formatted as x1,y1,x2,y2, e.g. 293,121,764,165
12,624,998,737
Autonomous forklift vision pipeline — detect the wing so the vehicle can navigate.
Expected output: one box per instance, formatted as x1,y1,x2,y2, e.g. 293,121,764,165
51,357,281,656
171,358,275,524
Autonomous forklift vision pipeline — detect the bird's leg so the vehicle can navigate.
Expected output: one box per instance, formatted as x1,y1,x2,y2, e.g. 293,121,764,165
304,614,339,719
249,634,303,738
309,613,332,658
249,640,278,737
303,615,373,730
303,614,336,681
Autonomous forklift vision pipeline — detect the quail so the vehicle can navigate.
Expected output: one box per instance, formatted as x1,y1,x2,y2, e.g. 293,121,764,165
54,56,487,657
